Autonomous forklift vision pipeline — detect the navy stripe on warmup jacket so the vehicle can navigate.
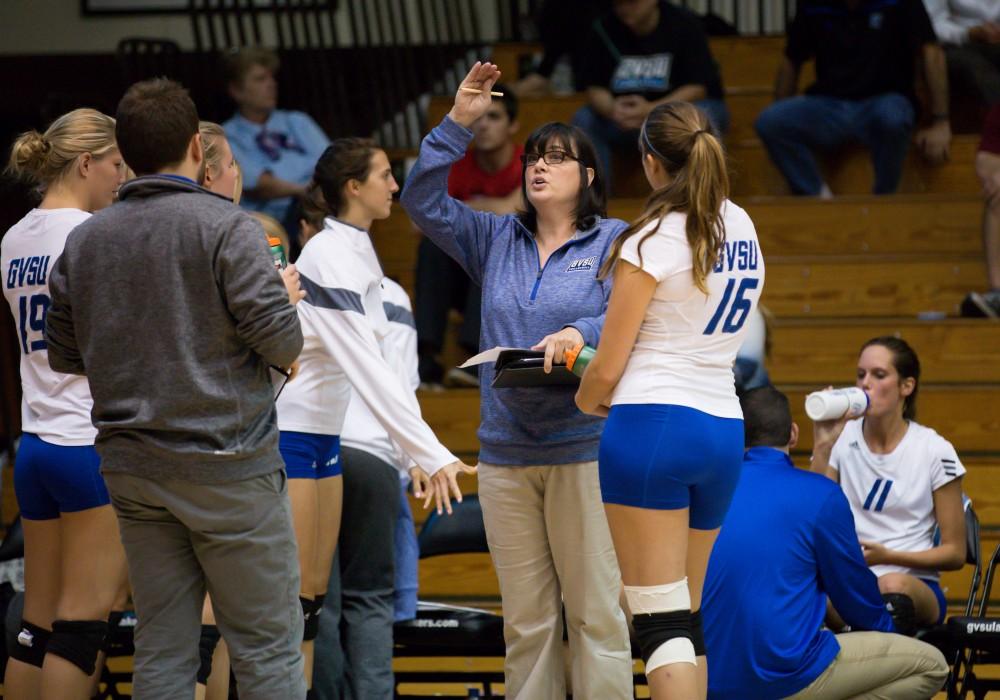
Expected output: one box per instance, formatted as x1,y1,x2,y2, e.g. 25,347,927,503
703,447,895,700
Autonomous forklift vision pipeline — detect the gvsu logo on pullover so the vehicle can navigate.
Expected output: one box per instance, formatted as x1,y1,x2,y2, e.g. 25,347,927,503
566,256,598,272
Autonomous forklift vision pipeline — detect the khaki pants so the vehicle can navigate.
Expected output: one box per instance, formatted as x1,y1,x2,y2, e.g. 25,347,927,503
786,631,948,699
478,461,633,700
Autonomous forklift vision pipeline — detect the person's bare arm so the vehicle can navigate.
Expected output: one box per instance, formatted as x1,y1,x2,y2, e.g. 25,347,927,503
245,171,308,201
915,43,952,164
587,86,616,119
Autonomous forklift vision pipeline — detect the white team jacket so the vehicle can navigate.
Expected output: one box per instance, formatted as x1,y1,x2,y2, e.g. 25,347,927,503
276,217,456,476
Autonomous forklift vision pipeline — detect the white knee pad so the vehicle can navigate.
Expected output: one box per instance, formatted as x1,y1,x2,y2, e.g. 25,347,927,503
626,578,697,672
624,578,691,616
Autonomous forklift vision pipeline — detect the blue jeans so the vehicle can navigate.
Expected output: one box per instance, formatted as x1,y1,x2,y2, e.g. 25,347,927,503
394,479,419,622
572,98,730,193
754,93,915,195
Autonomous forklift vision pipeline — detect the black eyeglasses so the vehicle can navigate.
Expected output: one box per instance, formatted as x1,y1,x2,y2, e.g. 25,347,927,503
520,150,580,167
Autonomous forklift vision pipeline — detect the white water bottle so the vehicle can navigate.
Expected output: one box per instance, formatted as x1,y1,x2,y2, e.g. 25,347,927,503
805,387,869,421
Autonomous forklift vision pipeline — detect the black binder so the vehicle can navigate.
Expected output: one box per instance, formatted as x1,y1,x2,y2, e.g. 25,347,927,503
490,349,580,388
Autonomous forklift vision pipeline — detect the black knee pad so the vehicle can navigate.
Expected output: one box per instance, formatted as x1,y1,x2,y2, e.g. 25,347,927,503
46,619,108,676
883,593,918,636
197,624,221,685
301,597,320,642
631,610,693,665
690,609,706,657
10,619,51,668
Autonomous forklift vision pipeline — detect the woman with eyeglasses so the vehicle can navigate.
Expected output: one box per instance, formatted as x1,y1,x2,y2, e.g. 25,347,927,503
401,62,633,700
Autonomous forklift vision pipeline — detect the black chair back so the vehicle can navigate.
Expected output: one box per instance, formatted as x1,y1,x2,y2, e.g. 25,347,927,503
417,495,489,559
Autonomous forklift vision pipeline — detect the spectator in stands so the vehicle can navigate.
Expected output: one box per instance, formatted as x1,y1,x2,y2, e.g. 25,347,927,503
511,0,611,97
572,0,728,191
402,62,633,699
415,85,522,389
924,0,1000,105
223,47,330,232
962,103,1000,316
811,337,966,634
703,386,949,700
755,0,951,197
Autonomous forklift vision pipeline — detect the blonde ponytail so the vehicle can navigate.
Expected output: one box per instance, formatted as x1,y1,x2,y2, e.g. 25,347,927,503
600,102,729,293
6,108,117,190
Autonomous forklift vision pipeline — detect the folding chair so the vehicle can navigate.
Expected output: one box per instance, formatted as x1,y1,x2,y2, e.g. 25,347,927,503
947,518,1000,700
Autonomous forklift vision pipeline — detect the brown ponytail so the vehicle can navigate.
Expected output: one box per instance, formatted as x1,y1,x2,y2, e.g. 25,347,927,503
599,101,729,293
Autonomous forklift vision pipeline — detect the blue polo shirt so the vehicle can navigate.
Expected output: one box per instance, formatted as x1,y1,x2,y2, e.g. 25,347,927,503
703,447,895,700
223,109,330,223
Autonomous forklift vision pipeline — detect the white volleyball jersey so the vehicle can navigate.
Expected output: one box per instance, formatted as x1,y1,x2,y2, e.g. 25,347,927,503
276,217,456,476
2,208,96,445
830,418,966,581
340,277,419,477
610,200,764,418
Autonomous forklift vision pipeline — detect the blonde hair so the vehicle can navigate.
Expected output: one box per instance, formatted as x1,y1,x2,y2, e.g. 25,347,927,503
600,102,729,294
250,211,289,255
7,108,117,190
199,121,228,179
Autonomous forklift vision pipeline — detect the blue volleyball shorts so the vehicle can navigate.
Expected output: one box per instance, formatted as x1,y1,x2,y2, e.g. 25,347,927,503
279,431,342,479
15,432,110,520
599,403,744,530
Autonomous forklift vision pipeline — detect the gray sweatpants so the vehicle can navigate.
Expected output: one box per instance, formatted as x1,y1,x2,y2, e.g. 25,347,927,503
104,469,305,700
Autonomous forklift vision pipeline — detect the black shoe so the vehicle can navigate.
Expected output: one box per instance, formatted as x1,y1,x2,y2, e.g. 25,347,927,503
961,290,1000,318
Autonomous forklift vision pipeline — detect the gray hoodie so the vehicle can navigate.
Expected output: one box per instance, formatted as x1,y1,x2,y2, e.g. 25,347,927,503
46,175,303,483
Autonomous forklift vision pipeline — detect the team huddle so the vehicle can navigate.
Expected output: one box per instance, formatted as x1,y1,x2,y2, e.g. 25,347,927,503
0,58,964,700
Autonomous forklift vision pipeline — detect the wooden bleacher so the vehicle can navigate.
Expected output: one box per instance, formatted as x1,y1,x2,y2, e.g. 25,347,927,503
389,30,1000,640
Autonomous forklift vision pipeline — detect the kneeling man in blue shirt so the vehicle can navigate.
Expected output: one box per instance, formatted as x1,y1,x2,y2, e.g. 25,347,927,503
703,386,948,699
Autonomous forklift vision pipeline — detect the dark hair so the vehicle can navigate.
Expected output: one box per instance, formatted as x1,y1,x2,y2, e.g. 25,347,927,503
740,385,793,449
313,137,379,217
599,102,728,290
860,336,921,420
518,122,606,233
222,46,280,87
493,83,518,122
115,79,199,176
299,182,327,232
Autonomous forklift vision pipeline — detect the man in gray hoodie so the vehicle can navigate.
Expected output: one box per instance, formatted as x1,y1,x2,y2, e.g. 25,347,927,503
46,78,306,700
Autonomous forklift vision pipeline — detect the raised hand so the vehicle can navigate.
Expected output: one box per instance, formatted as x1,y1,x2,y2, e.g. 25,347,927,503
448,61,502,129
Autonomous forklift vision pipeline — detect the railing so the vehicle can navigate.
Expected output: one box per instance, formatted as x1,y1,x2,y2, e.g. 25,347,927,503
117,0,798,148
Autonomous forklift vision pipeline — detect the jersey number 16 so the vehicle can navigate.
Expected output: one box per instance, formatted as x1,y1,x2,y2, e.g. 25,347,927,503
703,278,759,335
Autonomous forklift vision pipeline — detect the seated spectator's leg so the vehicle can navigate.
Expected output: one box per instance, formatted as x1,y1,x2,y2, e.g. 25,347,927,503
858,93,915,195
946,45,1000,106
572,106,635,192
393,481,419,623
878,573,944,630
414,237,460,384
337,447,399,700
977,151,1000,290
754,96,852,195
694,98,730,137
785,631,947,699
